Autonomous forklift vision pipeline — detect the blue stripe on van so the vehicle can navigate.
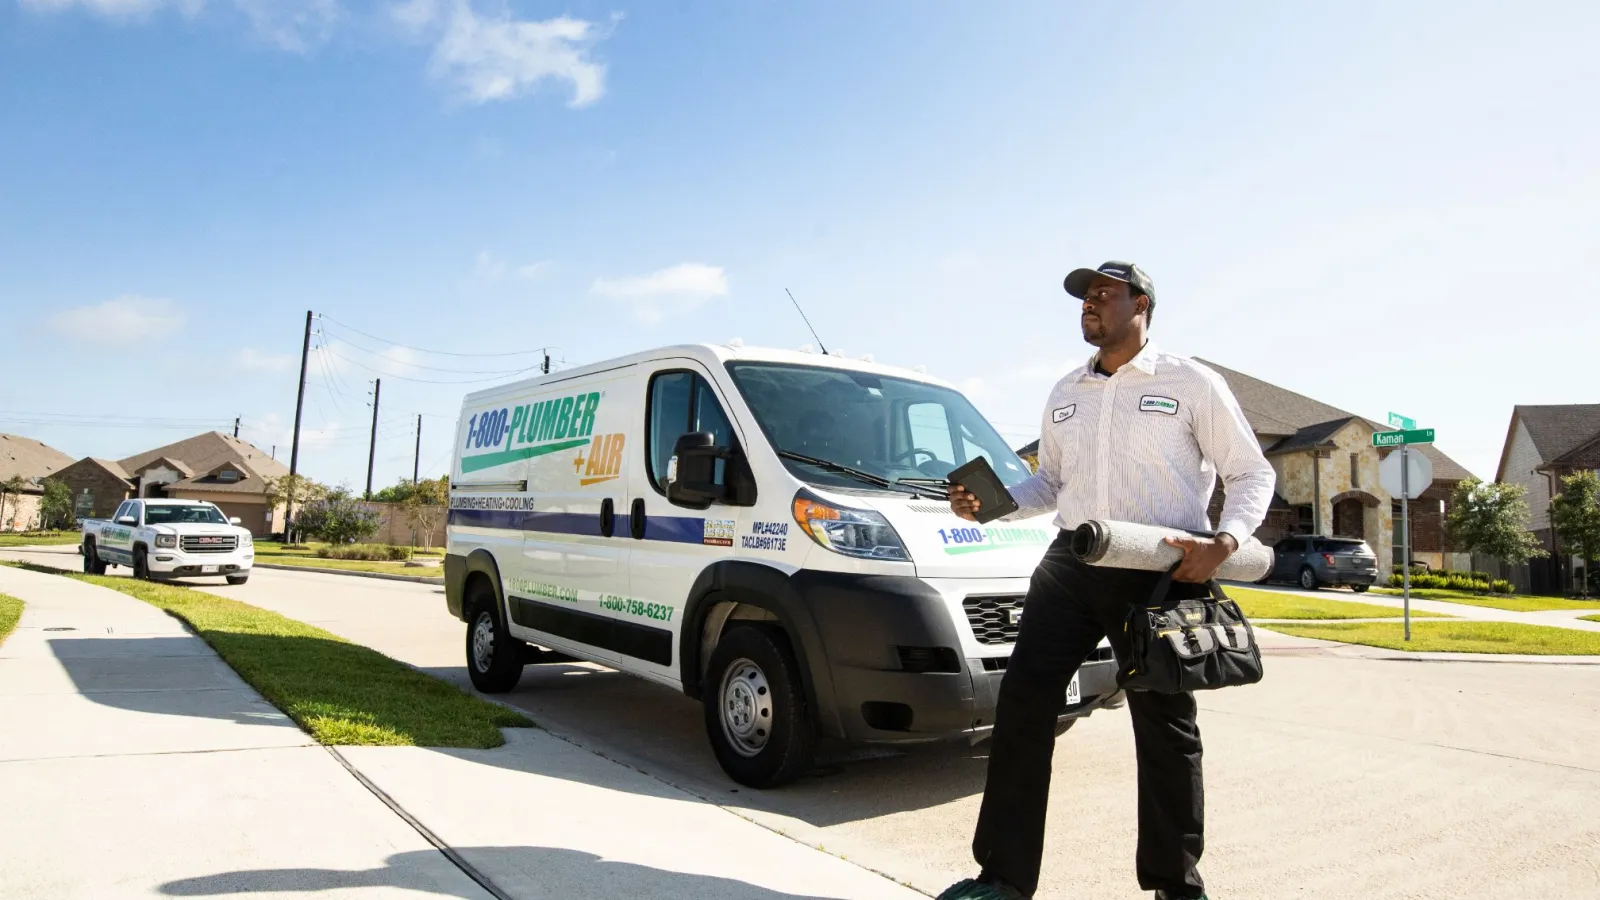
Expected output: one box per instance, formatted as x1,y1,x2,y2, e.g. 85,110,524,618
448,507,708,544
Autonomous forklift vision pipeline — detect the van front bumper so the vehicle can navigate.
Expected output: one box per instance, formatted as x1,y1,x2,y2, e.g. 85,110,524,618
792,570,1121,744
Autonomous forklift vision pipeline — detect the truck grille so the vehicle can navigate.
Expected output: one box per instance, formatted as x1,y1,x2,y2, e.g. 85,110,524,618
181,535,237,553
964,594,1024,645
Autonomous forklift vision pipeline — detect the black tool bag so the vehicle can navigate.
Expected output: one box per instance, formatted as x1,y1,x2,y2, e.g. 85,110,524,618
1117,566,1265,693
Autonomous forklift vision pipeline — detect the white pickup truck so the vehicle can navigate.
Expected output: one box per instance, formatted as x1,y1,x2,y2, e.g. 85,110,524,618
81,498,255,584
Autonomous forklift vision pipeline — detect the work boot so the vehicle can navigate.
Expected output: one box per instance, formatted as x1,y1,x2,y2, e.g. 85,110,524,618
1153,892,1209,900
935,876,1029,899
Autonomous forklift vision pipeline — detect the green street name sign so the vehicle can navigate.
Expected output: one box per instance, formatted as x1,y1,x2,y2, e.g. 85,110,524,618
1387,412,1416,430
1374,428,1435,447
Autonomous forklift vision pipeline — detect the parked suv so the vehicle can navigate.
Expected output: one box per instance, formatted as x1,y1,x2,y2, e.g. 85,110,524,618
1266,535,1379,591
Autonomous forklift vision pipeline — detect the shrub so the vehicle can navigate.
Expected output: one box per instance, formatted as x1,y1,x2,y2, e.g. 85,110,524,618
1446,575,1483,593
316,543,412,561
1491,579,1515,595
294,489,380,546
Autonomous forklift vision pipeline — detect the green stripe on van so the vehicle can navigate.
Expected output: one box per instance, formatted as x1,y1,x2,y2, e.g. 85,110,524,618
460,439,589,474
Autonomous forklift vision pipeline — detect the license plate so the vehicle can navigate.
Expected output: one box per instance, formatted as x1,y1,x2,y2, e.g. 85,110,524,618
1066,672,1081,705
201,565,219,574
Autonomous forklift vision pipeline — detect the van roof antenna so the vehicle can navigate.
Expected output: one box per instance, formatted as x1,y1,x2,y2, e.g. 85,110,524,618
785,288,828,356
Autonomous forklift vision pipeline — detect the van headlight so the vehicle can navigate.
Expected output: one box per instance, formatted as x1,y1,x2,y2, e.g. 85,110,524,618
154,534,177,549
792,492,909,562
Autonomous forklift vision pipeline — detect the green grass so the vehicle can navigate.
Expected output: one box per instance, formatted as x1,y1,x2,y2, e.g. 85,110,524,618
253,541,443,559
1268,620,1600,655
1226,586,1449,620
0,531,80,548
3,561,529,747
1372,587,1600,612
254,555,443,576
1581,614,1600,624
0,592,21,646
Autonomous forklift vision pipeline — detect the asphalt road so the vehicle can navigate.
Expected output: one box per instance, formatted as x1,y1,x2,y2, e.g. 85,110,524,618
10,547,1600,899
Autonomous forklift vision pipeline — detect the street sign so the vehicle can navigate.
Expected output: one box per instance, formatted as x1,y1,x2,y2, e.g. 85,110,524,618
1380,447,1433,499
1373,428,1435,447
1388,412,1416,430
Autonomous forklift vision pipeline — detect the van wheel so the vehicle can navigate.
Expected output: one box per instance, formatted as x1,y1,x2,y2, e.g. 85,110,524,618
1054,718,1077,737
1298,566,1319,591
83,540,106,575
133,548,151,581
704,625,815,789
465,581,522,693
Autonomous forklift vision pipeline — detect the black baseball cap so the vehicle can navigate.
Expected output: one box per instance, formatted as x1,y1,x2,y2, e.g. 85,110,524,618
1064,260,1156,301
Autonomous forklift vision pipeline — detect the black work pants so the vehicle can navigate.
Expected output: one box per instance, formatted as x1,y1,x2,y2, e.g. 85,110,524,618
972,532,1207,898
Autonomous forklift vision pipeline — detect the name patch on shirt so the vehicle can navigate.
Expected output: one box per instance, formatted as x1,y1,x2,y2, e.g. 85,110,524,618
1052,404,1076,423
1140,395,1179,415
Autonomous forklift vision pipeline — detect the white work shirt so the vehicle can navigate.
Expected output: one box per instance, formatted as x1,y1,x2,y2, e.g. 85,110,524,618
1006,341,1276,547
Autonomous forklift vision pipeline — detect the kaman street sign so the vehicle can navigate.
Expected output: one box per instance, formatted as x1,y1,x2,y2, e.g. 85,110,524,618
1388,412,1417,430
1373,428,1435,447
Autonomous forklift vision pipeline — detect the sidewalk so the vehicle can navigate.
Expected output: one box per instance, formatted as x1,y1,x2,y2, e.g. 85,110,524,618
0,563,928,900
1227,580,1600,633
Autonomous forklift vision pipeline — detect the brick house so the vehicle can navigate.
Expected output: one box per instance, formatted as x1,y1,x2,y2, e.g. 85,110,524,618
49,458,137,523
0,433,75,531
118,432,289,537
1014,361,1477,578
1493,404,1600,595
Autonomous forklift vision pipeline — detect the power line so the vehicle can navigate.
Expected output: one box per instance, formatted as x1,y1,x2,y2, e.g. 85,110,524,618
318,330,547,376
321,346,543,385
318,314,550,359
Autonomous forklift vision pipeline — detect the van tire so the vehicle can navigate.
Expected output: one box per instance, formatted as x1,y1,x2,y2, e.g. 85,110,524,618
83,540,106,575
703,624,815,789
465,579,522,694
1054,718,1077,737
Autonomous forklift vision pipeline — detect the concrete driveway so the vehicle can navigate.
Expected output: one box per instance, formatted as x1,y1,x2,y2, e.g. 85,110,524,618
9,547,1600,898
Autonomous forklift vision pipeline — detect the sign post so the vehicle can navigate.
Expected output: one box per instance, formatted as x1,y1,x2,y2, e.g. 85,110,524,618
1377,423,1436,641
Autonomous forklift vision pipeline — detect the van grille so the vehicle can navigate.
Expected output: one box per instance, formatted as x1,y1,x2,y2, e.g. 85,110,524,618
181,535,237,553
964,594,1025,645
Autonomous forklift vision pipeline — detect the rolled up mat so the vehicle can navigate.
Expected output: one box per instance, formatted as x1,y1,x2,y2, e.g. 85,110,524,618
1068,519,1273,583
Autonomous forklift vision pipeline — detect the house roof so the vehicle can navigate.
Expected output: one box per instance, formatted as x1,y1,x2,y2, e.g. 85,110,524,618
1264,416,1363,456
166,459,277,496
0,433,76,488
1550,431,1600,470
131,456,195,478
118,432,287,488
1195,358,1475,483
1513,404,1600,464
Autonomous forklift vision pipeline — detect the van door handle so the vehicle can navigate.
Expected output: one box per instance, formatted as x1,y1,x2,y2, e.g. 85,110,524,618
630,498,646,540
600,498,615,538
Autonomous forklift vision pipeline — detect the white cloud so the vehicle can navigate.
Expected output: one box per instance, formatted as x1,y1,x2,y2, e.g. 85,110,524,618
18,0,197,16
232,0,339,52
237,347,297,373
516,260,551,279
49,296,184,344
591,263,730,325
472,251,552,284
426,2,612,107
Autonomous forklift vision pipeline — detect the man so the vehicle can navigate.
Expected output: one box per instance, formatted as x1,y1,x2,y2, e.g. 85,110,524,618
938,261,1275,900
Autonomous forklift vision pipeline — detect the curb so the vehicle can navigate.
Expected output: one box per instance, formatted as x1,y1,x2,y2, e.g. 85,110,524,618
252,562,445,586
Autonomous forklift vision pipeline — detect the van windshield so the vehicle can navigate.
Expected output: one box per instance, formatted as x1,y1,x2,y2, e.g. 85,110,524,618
144,504,228,525
725,362,1032,492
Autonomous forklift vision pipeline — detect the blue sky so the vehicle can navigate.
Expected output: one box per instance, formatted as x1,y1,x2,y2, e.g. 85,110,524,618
2,0,1596,491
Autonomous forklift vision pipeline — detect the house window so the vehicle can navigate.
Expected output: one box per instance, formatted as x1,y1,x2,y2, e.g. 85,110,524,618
218,469,241,483
1350,454,1360,488
1295,505,1314,533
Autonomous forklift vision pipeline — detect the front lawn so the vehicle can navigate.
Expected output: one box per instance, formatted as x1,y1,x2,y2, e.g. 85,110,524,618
1581,614,1600,624
0,531,80,548
253,541,443,559
0,592,21,646
1267,620,1600,655
1226,587,1448,620
4,561,529,747
255,555,443,576
1372,587,1600,613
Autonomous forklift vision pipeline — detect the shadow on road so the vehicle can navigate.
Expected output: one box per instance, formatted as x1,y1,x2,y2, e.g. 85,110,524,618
158,846,872,899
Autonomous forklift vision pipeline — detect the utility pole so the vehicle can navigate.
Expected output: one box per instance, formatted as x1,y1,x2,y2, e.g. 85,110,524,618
233,417,240,439
542,352,550,375
285,310,313,541
413,414,422,484
365,378,382,500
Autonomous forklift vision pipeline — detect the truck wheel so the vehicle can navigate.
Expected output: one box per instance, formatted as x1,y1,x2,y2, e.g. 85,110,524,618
226,574,250,586
1351,584,1369,593
465,580,522,693
133,548,151,581
703,624,815,789
82,540,107,575
1298,566,1319,591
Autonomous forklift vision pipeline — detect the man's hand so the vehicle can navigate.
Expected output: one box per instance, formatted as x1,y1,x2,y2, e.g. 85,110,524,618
948,482,981,522
1163,533,1238,584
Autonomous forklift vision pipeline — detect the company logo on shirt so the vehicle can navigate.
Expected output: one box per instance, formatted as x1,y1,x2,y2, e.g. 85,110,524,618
1139,395,1179,415
461,392,603,474
1052,404,1076,423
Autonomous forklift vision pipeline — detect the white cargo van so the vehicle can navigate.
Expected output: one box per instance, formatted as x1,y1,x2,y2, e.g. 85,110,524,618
444,343,1121,787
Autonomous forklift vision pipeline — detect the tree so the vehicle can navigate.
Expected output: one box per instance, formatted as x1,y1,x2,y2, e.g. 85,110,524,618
39,478,74,531
0,475,25,532
262,473,328,542
371,480,419,504
400,475,449,549
1550,470,1600,598
1444,477,1549,565
294,487,381,545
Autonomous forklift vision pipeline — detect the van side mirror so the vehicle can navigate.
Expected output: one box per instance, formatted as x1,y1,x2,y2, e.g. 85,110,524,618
666,432,727,510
